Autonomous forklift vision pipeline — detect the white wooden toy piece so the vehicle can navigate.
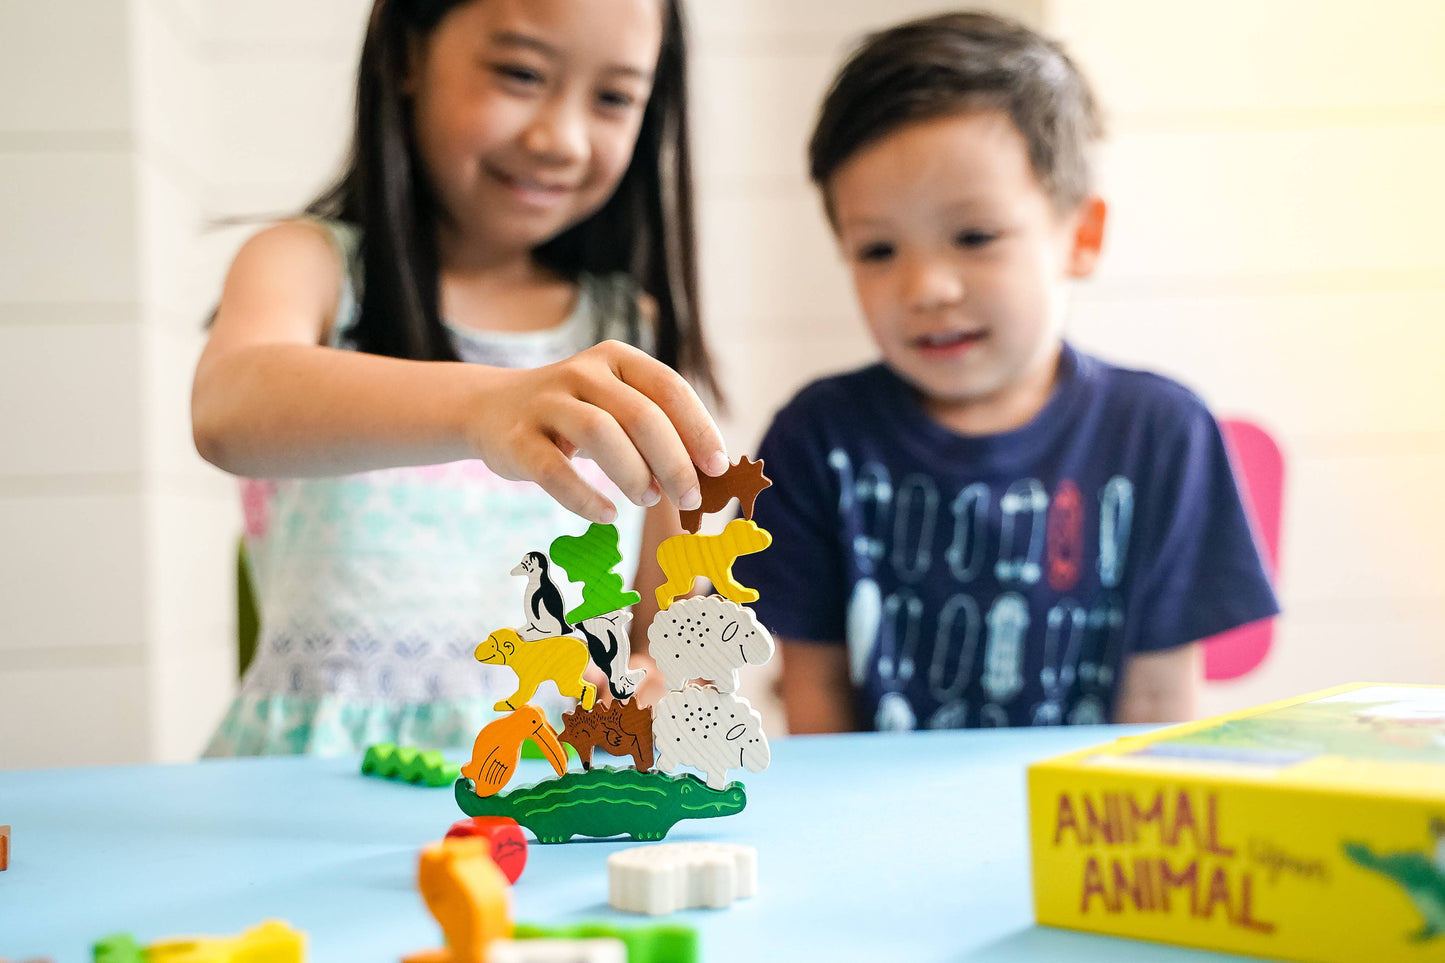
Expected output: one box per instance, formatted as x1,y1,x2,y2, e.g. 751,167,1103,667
608,842,758,915
652,685,770,790
646,595,775,692
488,938,627,963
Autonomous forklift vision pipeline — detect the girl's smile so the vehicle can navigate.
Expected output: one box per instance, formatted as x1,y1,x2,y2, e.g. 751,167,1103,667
409,0,663,265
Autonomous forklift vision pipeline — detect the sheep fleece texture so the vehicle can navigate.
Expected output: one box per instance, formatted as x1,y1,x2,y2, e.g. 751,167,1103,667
646,595,775,692
652,686,770,790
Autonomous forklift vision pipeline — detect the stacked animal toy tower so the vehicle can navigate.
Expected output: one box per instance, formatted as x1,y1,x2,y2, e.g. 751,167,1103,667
454,458,777,844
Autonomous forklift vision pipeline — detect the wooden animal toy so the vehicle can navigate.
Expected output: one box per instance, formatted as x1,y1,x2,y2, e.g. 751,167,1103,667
474,628,596,712
577,610,647,700
361,743,460,787
509,923,698,963
511,551,572,640
559,698,655,771
608,842,757,915
456,767,746,843
404,837,511,963
445,816,528,884
135,920,306,963
488,939,626,963
654,518,773,610
460,705,567,797
646,596,775,692
678,456,771,534
652,685,770,790
549,523,641,623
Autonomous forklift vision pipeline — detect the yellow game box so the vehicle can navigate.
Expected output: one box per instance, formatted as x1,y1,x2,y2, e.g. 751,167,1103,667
1029,684,1445,962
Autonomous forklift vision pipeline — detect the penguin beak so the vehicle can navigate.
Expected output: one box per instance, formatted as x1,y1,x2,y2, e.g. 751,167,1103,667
534,724,568,776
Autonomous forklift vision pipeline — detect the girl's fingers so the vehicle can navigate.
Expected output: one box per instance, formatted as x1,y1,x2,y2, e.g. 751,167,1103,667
519,435,618,525
606,344,729,477
550,400,659,508
581,377,704,511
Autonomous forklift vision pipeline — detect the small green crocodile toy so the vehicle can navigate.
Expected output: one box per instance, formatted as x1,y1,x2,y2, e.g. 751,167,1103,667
454,766,746,843
361,743,460,788
512,921,698,963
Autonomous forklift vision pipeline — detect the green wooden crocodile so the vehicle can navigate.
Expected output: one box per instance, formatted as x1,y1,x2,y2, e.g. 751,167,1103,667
454,766,746,843
361,742,460,788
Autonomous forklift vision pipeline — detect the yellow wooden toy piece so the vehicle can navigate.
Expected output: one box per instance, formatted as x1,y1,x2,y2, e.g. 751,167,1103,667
474,628,596,712
655,518,773,610
403,837,512,963
460,705,568,797
144,920,304,963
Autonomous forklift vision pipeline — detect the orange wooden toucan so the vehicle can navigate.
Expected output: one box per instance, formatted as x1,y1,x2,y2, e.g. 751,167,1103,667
459,704,567,797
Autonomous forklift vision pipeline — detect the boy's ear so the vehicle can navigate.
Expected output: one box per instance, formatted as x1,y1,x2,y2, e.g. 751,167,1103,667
1065,195,1108,279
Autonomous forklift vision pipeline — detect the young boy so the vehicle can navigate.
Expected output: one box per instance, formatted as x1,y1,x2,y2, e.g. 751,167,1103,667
733,12,1278,733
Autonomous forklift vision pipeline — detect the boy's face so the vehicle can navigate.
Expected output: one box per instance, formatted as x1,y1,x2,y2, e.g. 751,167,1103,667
828,110,1103,433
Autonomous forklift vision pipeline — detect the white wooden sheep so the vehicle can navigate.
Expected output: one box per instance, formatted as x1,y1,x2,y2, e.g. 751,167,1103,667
646,595,775,692
652,685,770,790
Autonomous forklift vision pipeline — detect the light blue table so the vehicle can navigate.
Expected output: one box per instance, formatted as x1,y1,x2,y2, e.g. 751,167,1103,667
0,728,1259,962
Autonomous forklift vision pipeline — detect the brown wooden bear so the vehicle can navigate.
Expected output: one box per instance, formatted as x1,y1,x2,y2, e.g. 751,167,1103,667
558,697,655,772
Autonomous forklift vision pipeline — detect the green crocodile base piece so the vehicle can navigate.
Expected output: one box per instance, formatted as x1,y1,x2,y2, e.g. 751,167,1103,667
454,766,746,843
361,743,461,788
513,921,698,963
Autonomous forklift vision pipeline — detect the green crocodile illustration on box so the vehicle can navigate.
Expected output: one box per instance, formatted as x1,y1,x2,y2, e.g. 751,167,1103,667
454,766,746,842
1343,842,1445,941
512,921,698,963
362,742,461,788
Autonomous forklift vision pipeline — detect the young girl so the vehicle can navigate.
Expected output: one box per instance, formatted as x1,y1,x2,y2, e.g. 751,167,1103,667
194,0,726,756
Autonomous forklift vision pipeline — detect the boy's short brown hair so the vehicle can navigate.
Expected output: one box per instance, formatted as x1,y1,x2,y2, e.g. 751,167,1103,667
809,11,1104,218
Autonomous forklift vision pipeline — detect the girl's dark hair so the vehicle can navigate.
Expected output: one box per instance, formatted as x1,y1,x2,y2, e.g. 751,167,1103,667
809,11,1104,218
307,0,718,403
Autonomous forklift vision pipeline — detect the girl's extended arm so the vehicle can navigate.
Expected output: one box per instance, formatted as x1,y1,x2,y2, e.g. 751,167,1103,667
192,222,727,522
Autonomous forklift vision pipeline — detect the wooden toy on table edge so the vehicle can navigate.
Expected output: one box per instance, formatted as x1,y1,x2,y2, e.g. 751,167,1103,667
406,836,700,963
92,921,304,963
446,817,529,884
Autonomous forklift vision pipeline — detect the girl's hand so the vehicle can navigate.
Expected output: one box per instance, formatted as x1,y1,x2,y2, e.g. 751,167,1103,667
463,340,729,524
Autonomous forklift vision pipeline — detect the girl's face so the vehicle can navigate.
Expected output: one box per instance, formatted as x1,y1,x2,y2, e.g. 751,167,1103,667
409,0,663,262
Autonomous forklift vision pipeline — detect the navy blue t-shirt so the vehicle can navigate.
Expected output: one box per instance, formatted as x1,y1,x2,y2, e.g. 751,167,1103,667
732,344,1279,730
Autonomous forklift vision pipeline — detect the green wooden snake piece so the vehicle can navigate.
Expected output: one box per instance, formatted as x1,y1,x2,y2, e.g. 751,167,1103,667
92,934,145,963
512,921,699,963
361,742,460,788
549,522,641,624
454,766,746,843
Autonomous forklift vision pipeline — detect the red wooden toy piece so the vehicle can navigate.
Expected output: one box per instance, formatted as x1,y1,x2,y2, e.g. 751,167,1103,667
679,456,772,534
444,816,529,884
0,825,8,871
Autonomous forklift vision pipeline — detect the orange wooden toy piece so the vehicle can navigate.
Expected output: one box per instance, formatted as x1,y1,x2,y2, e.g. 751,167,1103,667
403,837,511,963
679,456,772,534
460,705,567,797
